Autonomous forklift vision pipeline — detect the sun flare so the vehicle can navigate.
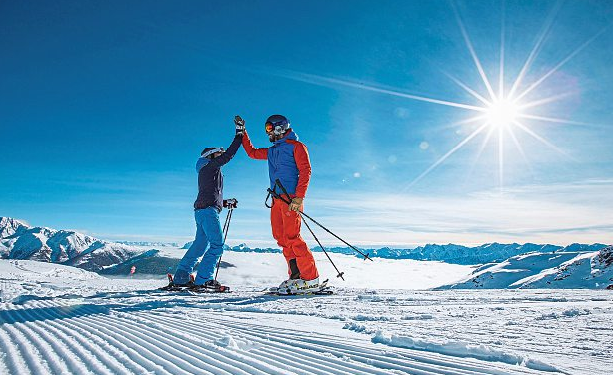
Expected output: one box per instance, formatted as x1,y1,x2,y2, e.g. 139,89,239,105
282,2,604,192
486,99,520,129
398,2,606,192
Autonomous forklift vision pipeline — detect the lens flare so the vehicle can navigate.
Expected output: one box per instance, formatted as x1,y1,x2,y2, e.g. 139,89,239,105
486,99,520,128
275,2,606,192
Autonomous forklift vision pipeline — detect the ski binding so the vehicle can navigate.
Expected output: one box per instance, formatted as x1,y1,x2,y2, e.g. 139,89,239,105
159,274,231,293
267,279,333,296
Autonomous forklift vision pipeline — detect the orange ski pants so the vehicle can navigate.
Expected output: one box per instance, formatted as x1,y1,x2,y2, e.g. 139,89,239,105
270,197,319,281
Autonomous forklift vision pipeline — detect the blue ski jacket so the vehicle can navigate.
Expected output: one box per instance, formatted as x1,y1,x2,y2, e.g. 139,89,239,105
242,130,311,198
193,134,242,211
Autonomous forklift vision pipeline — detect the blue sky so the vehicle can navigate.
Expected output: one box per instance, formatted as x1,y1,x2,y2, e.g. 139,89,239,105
2,0,613,247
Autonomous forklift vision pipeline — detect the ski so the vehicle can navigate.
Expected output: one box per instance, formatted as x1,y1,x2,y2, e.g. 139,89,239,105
266,279,333,296
158,284,231,293
266,287,333,296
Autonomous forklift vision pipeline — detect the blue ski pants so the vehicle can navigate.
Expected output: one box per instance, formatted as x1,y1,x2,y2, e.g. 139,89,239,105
174,207,224,285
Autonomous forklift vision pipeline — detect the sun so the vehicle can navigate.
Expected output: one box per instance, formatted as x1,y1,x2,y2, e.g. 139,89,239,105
281,2,603,192
395,1,604,192
486,98,520,129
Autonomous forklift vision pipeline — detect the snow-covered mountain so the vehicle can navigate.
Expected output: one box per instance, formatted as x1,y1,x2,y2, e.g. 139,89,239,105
182,241,282,252
403,242,563,264
117,241,180,247
323,242,606,264
440,245,613,289
0,216,29,239
0,217,147,272
184,241,607,264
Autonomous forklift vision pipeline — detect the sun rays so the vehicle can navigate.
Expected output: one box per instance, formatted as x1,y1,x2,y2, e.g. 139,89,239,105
401,1,610,191
273,2,609,192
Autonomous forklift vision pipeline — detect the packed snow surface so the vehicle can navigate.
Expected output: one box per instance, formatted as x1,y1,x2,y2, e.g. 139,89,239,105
1,259,612,374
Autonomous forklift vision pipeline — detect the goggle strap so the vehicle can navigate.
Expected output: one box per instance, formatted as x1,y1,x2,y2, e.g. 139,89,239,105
202,147,224,158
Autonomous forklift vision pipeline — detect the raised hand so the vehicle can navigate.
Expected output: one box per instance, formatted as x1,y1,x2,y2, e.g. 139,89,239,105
234,115,245,135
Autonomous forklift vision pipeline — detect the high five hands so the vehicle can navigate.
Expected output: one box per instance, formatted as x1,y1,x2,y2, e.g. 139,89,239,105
234,115,245,135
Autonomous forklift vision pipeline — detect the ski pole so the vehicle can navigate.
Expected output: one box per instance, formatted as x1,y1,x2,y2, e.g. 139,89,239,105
274,183,346,280
302,217,345,280
222,207,231,234
214,207,234,282
273,179,373,261
299,210,372,261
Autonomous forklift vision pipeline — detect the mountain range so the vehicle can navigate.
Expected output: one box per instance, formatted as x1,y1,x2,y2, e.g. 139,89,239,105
0,217,145,272
117,241,180,247
1,216,610,289
185,241,608,265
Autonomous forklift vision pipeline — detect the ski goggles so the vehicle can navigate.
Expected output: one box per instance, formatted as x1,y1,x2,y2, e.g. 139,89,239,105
265,118,289,134
201,147,225,158
265,122,275,133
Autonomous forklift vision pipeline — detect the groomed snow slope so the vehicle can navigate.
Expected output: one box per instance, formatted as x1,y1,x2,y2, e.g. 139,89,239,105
1,260,612,374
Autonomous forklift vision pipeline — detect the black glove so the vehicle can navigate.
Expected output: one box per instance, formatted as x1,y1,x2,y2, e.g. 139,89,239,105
223,198,238,209
234,115,245,135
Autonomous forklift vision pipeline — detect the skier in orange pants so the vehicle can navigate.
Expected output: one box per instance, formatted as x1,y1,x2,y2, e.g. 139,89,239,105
237,114,321,294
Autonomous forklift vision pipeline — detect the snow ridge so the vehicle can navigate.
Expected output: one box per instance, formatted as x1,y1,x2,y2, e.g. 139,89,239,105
441,246,613,289
0,298,557,375
372,331,559,372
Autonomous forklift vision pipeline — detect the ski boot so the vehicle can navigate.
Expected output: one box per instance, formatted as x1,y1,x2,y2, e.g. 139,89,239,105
270,276,300,293
159,273,194,291
277,277,326,295
189,279,230,293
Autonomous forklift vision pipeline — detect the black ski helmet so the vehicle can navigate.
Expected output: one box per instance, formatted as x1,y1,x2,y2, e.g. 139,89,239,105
265,114,290,135
201,147,225,159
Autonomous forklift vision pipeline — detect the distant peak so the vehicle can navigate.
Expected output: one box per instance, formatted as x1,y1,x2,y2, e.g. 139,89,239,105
0,217,31,238
0,217,29,227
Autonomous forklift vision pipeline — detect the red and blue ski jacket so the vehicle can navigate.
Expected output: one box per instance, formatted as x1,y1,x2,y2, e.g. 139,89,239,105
242,130,311,198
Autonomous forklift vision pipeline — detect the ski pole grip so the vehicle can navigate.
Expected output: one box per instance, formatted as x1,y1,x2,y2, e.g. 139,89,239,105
267,188,291,205
275,179,292,201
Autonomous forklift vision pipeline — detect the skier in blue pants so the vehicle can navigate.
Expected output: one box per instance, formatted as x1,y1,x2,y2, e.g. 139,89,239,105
173,117,244,289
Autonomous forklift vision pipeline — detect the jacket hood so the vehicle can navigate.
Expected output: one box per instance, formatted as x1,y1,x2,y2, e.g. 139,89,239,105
196,156,210,172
